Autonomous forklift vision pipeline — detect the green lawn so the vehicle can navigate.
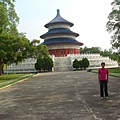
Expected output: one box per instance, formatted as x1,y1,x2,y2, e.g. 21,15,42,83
108,68,120,73
0,74,33,88
108,68,120,76
91,68,120,77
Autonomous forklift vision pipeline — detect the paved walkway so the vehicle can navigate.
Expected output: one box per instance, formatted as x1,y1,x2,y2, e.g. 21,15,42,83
0,71,120,120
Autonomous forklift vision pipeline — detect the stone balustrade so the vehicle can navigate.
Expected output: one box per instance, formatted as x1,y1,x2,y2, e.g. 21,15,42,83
4,54,118,73
69,54,118,69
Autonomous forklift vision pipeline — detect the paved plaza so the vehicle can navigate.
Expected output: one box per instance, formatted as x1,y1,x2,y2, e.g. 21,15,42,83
0,71,120,120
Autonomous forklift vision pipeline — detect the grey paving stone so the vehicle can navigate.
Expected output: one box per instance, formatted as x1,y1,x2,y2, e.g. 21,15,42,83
0,71,119,120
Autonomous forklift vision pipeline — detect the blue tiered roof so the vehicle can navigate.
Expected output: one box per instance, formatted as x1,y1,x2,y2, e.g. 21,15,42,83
42,38,83,45
40,9,83,46
45,9,74,28
40,28,79,39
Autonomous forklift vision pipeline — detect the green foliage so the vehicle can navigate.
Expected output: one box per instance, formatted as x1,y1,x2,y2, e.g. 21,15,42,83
0,0,19,34
35,55,53,72
28,39,40,58
0,50,6,58
34,43,52,72
0,74,33,88
106,0,120,50
73,59,79,69
0,74,30,81
100,49,120,62
28,41,49,59
79,60,83,69
42,57,53,71
46,57,53,71
35,56,43,71
0,2,9,32
81,46,120,62
100,49,110,57
82,57,89,69
73,58,89,70
0,34,30,64
80,46,101,54
108,68,120,73
37,44,49,58
0,0,30,75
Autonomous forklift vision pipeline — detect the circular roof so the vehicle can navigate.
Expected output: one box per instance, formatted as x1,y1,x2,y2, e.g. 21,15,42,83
42,38,83,46
40,28,79,39
45,9,74,28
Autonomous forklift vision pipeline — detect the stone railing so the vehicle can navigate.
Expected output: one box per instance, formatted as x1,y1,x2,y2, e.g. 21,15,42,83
4,54,118,73
69,54,118,69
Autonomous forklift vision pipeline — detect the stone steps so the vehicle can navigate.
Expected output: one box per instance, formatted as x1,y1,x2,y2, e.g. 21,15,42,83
53,54,118,72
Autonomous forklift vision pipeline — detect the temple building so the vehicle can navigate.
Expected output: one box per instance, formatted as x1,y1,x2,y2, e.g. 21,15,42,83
4,10,118,73
40,9,83,57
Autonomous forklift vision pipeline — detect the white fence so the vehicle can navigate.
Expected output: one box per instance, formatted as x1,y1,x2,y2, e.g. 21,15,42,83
4,54,118,73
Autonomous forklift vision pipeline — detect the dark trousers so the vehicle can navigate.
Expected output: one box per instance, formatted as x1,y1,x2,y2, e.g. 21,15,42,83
100,80,108,97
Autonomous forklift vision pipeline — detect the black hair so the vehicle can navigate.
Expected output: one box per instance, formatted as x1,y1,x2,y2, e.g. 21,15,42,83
101,62,105,65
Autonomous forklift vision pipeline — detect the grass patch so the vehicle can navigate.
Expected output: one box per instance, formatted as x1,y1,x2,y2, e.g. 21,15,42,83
0,74,27,81
108,68,120,73
110,73,120,76
92,68,120,77
108,68,120,77
0,74,33,88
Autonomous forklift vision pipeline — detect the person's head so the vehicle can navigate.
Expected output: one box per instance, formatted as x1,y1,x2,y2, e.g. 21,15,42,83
101,62,105,68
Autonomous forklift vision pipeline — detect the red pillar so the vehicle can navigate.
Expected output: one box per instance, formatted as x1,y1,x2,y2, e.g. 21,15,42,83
77,49,80,54
65,49,68,56
54,49,56,57
74,49,76,54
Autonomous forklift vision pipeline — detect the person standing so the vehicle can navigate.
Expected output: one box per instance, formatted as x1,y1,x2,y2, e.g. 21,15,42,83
98,62,109,99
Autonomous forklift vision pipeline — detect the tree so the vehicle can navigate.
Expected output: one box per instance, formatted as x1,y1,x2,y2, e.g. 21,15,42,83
37,44,49,58
35,56,43,71
79,60,83,69
73,59,79,69
42,57,53,71
80,46,101,54
100,49,119,61
49,58,54,71
35,44,53,72
35,56,53,72
82,57,89,69
100,49,110,57
27,39,40,58
106,0,120,50
45,57,53,71
0,34,30,75
109,52,118,61
0,1,8,75
0,0,30,75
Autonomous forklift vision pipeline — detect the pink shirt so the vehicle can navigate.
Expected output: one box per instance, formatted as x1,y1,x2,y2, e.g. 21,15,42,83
98,68,109,80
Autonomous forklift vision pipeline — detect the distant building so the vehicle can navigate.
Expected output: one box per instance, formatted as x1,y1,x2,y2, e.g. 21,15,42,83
40,9,83,57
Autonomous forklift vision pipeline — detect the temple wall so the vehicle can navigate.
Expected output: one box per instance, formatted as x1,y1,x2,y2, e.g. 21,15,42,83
48,24,70,29
44,35,76,40
47,44,80,50
49,48,80,57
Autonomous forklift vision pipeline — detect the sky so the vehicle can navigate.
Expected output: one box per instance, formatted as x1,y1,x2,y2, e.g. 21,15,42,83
15,0,113,50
